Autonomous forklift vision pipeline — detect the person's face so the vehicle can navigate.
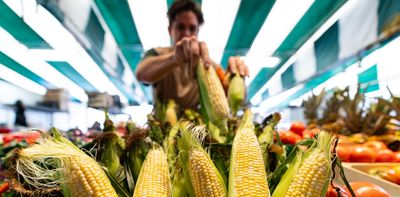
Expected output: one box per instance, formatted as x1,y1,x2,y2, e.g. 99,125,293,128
169,11,199,45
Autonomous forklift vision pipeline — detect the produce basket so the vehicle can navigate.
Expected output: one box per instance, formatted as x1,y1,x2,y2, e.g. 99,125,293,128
340,162,400,196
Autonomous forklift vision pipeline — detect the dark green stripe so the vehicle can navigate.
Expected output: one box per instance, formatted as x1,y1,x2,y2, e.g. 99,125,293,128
221,0,276,68
0,52,55,88
259,32,400,109
37,0,65,22
47,61,97,92
94,0,143,72
85,9,105,51
261,89,269,100
358,64,379,93
0,1,51,49
314,22,339,72
274,0,346,57
378,0,400,33
281,64,295,89
248,0,347,100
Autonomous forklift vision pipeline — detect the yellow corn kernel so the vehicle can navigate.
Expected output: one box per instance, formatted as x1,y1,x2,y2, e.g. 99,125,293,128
229,110,270,197
285,151,329,197
188,148,227,197
197,60,230,121
68,157,118,197
133,147,170,197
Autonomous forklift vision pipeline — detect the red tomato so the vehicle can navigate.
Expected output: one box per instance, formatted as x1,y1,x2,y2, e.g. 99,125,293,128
302,128,320,139
2,135,14,144
345,182,390,197
350,146,377,162
0,182,9,194
290,121,306,136
363,141,387,151
394,151,400,162
381,168,400,184
278,130,302,145
326,184,350,197
336,145,351,162
376,149,395,162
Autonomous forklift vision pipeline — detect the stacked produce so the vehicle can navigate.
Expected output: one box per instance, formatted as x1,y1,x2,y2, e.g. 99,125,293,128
282,87,400,162
0,62,391,196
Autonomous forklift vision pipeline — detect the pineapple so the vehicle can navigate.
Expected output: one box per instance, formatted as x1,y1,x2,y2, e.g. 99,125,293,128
320,89,345,133
303,89,326,128
341,87,365,135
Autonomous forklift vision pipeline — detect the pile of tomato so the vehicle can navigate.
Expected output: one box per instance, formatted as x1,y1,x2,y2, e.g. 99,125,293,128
327,182,391,197
336,140,400,163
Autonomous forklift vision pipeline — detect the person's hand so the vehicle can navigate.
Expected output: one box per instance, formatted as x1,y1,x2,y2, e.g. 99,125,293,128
173,36,200,65
228,56,249,77
199,42,212,69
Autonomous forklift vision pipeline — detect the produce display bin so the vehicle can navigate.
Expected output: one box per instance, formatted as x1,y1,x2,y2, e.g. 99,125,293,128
341,163,400,196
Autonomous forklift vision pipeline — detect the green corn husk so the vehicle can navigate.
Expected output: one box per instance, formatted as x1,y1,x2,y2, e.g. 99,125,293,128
125,128,150,191
228,74,245,115
12,128,119,197
98,113,125,180
126,118,137,135
197,59,230,139
258,113,281,171
271,131,335,197
147,114,164,144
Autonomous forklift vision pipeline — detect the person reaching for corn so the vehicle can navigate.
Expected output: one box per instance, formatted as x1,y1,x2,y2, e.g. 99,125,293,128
136,0,249,110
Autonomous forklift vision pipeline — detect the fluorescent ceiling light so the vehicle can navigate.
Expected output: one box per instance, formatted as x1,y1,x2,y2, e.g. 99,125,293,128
128,0,170,50
251,0,357,105
4,0,129,103
0,27,88,102
0,64,47,95
248,0,314,56
241,56,280,85
199,0,241,63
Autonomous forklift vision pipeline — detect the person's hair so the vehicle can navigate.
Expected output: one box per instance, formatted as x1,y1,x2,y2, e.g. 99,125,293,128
167,0,204,26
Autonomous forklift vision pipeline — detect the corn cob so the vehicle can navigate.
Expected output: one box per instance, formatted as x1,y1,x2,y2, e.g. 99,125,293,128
272,131,334,197
178,122,227,197
14,128,118,197
166,99,178,126
197,59,230,136
229,110,270,197
133,146,170,197
228,74,245,115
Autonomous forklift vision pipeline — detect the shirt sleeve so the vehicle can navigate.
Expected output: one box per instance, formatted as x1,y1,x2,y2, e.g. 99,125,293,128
143,48,159,58
141,48,160,86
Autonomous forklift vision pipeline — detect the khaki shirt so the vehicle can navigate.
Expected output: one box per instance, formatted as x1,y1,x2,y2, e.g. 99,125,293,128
143,47,199,109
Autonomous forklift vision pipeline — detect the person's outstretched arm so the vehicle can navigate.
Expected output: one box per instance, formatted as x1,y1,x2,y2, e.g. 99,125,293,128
136,50,177,84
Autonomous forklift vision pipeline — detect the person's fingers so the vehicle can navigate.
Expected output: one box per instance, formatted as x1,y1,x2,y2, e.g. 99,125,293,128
190,39,200,61
199,42,211,68
174,41,184,64
228,56,238,74
237,58,246,76
182,38,191,62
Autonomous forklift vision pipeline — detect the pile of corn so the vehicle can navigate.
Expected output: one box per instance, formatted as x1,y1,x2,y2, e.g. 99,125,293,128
4,60,343,197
